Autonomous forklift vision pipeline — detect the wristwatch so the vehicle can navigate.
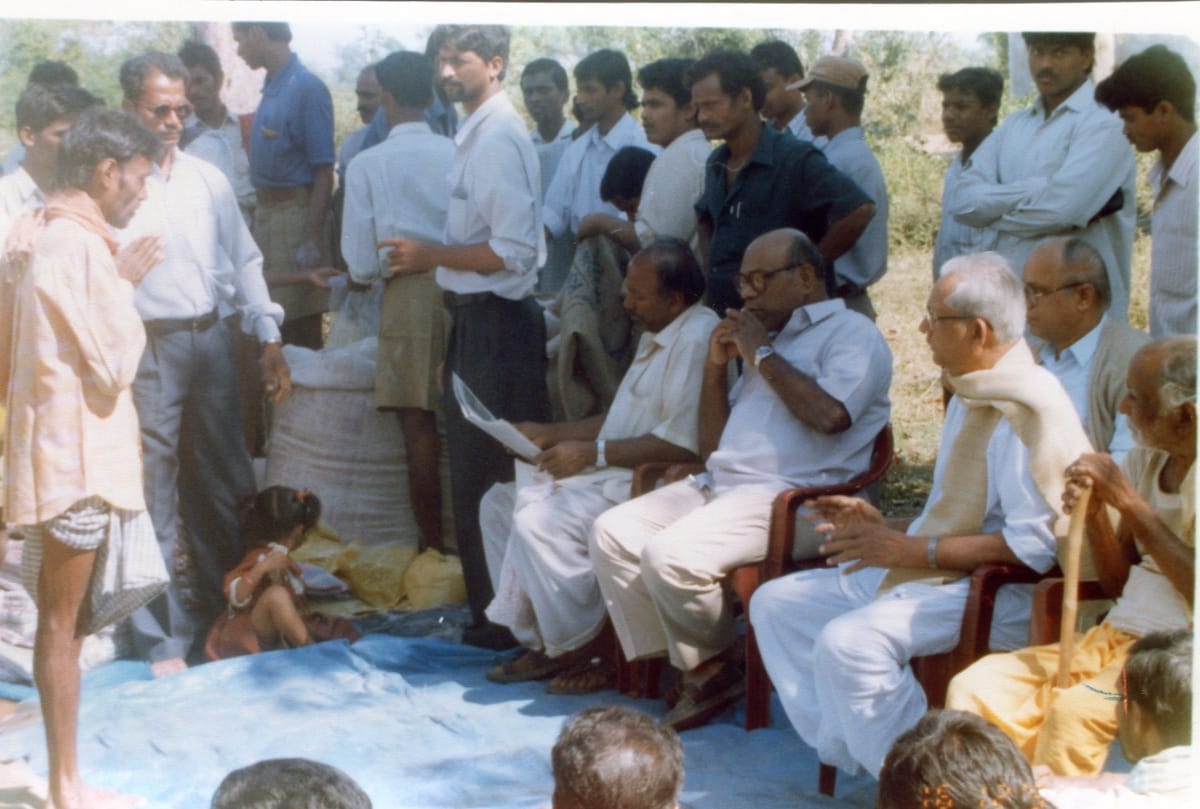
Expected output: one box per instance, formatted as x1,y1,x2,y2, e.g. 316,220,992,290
754,344,776,369
595,439,608,468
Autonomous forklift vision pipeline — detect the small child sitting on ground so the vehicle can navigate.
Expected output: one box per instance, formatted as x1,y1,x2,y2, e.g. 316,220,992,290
205,486,323,660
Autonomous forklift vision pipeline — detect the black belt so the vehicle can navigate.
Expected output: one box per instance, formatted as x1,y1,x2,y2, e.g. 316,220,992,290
442,290,496,308
144,309,220,337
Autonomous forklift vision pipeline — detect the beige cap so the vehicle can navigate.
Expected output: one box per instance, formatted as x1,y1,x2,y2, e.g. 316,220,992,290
786,55,868,91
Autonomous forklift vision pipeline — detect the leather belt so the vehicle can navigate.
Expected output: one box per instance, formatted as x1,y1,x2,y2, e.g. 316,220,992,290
256,185,309,204
443,290,495,308
144,309,220,337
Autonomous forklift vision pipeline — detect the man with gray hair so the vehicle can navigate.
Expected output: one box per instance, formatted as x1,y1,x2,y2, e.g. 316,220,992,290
751,251,1091,778
551,706,684,809
949,337,1195,777
117,51,290,674
1024,236,1149,462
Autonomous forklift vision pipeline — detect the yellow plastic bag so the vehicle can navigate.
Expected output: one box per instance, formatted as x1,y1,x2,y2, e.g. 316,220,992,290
343,545,418,609
402,549,467,609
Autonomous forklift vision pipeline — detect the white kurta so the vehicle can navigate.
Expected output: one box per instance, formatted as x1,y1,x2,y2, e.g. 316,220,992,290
749,398,1058,778
591,300,893,671
481,304,717,656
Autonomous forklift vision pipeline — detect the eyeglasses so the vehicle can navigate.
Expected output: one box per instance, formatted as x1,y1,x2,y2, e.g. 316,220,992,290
138,103,193,123
923,306,975,328
734,263,800,294
1023,281,1087,305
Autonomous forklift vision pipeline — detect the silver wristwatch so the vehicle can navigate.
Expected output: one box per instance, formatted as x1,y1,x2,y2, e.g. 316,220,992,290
754,344,776,369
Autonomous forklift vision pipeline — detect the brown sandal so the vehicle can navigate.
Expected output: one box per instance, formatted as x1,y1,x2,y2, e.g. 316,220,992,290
545,658,618,695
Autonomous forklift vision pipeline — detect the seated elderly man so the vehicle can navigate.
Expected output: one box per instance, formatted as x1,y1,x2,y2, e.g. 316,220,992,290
1039,629,1194,809
591,227,893,731
750,252,1092,777
1025,236,1148,462
482,239,716,692
948,337,1195,776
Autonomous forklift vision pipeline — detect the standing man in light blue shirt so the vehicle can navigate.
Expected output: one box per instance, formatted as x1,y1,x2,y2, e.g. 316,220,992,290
522,58,574,293
341,50,455,555
795,55,889,319
1024,237,1148,463
750,40,818,144
950,32,1136,321
543,49,657,247
118,52,291,675
933,67,1003,279
380,25,551,651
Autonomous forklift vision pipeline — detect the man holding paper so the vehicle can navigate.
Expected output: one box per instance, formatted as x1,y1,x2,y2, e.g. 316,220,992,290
481,240,716,693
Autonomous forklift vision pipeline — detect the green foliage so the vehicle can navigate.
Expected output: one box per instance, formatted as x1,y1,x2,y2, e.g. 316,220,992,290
0,18,189,150
876,138,948,252
335,28,406,85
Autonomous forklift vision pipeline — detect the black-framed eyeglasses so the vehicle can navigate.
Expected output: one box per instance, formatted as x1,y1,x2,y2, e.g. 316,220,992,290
734,263,800,294
139,103,193,122
923,306,975,328
1023,281,1087,304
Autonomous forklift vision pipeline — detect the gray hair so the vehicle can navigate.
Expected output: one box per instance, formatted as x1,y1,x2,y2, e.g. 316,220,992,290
1156,336,1197,412
940,251,1026,343
1059,237,1111,308
119,51,189,100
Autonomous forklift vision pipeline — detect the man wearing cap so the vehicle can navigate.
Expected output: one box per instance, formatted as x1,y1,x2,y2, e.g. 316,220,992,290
794,55,889,319
689,50,875,316
950,32,1136,320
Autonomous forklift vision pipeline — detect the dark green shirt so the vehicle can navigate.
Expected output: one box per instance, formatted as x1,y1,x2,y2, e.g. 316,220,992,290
695,124,871,314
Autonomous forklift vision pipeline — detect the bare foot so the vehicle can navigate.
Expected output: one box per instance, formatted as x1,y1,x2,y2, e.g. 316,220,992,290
149,657,187,678
46,782,145,809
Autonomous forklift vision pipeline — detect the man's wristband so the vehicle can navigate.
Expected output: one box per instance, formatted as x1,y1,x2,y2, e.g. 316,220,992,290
595,439,608,469
926,537,939,569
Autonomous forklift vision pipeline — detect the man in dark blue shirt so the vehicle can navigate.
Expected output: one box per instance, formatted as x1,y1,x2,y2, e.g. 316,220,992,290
690,51,875,315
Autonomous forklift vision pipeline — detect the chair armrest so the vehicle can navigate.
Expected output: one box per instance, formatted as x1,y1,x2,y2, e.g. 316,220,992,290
631,461,704,497
952,563,1047,671
1029,578,1111,646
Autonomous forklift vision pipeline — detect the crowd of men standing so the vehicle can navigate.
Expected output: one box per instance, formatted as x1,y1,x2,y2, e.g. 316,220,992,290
0,20,1195,809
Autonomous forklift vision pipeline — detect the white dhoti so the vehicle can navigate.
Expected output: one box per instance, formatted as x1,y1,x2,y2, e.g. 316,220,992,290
589,480,777,672
748,564,1033,777
482,478,619,657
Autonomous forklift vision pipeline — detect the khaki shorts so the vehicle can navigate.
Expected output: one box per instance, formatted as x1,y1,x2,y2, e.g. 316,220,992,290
254,191,331,322
375,270,448,412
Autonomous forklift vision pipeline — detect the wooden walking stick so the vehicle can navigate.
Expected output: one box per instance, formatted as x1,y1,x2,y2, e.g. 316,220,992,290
1057,485,1091,688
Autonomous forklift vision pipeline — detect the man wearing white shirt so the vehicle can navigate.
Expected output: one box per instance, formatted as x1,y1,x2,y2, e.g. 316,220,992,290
0,83,100,240
0,60,79,177
521,58,574,293
118,52,291,674
933,67,1003,279
950,32,1136,320
342,50,454,555
482,241,717,692
794,55,889,319
1096,45,1198,338
1024,237,1148,462
750,40,818,144
381,25,550,650
543,49,657,246
591,228,892,730
178,40,255,226
752,252,1090,778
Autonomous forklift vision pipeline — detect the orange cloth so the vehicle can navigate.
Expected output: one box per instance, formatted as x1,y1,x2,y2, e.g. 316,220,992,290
205,546,304,661
1,190,146,525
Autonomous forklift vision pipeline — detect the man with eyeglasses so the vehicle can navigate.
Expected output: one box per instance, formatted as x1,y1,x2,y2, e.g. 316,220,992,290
950,32,1136,320
949,337,1195,778
1024,237,1149,464
751,251,1091,779
591,227,891,731
117,52,290,676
